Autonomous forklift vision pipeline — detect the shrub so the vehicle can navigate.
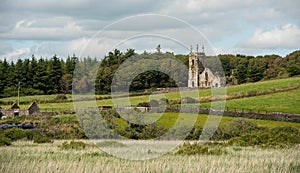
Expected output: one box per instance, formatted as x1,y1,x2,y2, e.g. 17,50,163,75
271,126,300,145
116,123,167,140
97,140,126,147
60,141,86,149
0,136,12,146
186,126,234,141
181,97,198,104
168,99,181,105
33,135,53,143
137,102,150,107
229,126,300,148
226,118,259,137
2,128,32,141
159,98,169,105
185,126,203,140
175,142,226,155
55,94,68,101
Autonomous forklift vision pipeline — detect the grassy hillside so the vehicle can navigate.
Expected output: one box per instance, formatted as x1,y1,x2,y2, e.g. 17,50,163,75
200,88,300,114
114,112,300,130
0,94,66,103
1,77,299,114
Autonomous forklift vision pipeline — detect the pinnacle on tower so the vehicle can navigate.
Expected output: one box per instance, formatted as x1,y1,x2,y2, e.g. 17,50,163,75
196,44,199,53
202,44,205,53
190,45,193,52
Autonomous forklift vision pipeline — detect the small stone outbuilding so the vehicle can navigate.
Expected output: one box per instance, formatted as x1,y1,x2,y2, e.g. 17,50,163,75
28,102,40,115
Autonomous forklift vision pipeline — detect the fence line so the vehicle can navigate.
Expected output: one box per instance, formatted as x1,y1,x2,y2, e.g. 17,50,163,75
115,105,300,122
10,105,299,123
167,105,300,122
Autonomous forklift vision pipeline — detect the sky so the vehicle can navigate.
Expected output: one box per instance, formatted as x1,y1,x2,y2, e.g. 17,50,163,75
0,0,299,61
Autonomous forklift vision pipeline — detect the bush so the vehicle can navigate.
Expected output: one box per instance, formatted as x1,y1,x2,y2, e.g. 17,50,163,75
229,126,300,148
33,135,53,143
226,118,259,137
97,140,126,147
137,102,150,107
159,98,169,105
181,97,198,104
0,136,12,146
175,142,226,155
60,141,86,149
2,128,34,141
55,94,68,101
168,99,181,105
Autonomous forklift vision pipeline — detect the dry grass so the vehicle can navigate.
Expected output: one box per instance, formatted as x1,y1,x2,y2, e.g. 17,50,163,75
0,140,299,173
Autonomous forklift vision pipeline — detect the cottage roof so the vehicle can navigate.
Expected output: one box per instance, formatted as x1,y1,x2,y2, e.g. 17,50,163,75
28,102,39,110
10,103,20,109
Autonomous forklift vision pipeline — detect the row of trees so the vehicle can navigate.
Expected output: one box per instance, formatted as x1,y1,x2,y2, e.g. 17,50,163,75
96,49,300,93
0,55,80,97
95,49,184,93
219,50,300,84
0,49,299,97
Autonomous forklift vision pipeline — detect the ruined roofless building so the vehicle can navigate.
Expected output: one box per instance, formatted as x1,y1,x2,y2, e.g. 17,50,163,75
188,44,221,88
28,102,40,115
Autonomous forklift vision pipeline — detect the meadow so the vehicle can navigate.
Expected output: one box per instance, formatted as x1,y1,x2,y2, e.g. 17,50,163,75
200,88,300,114
1,77,300,112
1,77,300,172
0,140,299,173
107,112,300,130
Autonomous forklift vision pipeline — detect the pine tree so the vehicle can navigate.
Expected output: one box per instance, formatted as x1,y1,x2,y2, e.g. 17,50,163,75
47,55,63,94
33,58,48,94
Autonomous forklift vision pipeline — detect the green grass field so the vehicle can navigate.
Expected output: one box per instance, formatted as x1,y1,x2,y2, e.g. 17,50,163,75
1,77,299,114
0,94,72,103
1,77,300,173
200,88,300,114
113,112,300,130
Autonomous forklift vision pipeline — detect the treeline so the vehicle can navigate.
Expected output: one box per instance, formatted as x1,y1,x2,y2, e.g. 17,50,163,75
0,49,300,97
220,50,300,84
95,49,185,94
0,55,97,97
96,49,300,93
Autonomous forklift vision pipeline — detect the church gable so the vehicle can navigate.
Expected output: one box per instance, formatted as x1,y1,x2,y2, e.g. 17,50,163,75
199,68,221,88
188,44,221,88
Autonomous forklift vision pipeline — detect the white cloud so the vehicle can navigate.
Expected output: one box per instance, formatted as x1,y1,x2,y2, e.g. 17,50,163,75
1,47,30,61
239,24,300,49
0,0,299,60
0,17,91,40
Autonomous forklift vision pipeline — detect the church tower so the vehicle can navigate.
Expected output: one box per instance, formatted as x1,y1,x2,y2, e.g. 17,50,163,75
188,45,199,88
188,44,206,88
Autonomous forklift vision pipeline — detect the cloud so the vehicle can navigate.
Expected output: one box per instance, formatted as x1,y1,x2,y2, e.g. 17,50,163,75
239,24,300,49
0,17,91,40
0,0,161,20
1,47,30,61
0,0,299,60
